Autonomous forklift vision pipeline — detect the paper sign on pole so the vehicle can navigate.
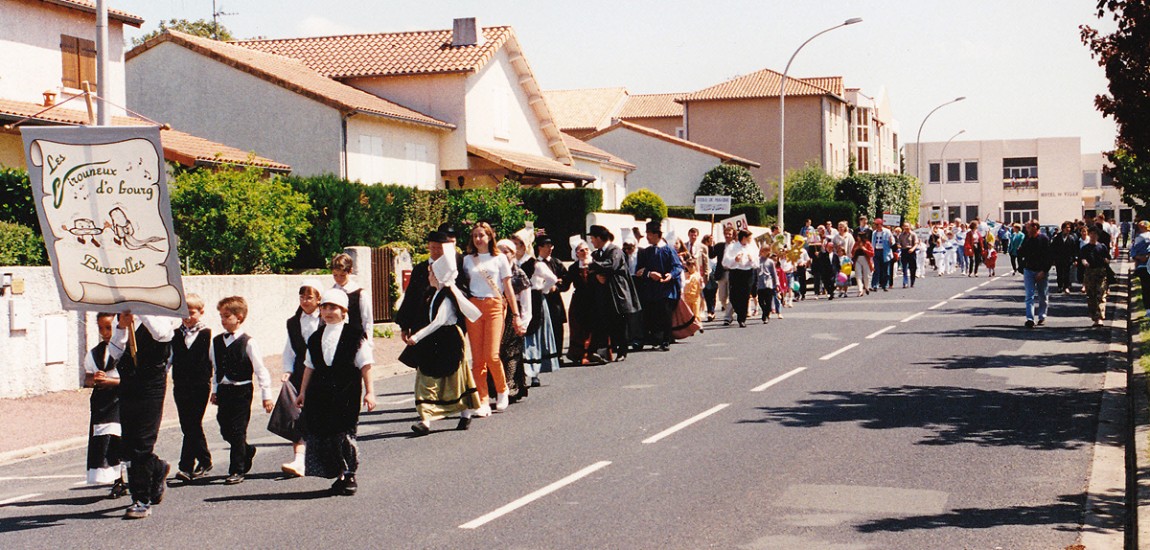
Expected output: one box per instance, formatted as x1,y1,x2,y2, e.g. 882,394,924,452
882,213,902,226
694,196,732,215
21,126,188,317
718,214,748,234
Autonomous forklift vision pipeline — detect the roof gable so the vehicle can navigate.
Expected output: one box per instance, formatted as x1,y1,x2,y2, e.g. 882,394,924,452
233,27,514,79
560,132,635,171
126,31,454,131
542,87,628,132
585,120,759,168
678,68,843,103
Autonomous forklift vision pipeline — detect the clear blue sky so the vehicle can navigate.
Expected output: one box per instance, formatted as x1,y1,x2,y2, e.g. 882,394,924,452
114,0,1118,153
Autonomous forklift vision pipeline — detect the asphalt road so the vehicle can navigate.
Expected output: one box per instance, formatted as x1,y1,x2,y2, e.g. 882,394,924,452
0,270,1118,549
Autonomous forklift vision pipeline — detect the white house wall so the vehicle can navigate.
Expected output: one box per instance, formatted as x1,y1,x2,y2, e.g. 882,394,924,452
588,128,723,207
345,74,470,171
464,48,552,159
126,42,342,176
345,114,441,189
0,0,128,113
570,156,626,210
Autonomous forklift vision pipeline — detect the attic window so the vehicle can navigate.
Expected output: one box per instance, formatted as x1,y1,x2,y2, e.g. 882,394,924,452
60,34,97,89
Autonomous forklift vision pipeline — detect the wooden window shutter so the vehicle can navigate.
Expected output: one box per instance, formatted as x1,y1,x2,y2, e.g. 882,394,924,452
60,35,79,89
78,38,97,88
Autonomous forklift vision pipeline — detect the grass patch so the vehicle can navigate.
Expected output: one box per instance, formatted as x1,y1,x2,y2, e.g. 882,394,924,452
1137,276,1150,375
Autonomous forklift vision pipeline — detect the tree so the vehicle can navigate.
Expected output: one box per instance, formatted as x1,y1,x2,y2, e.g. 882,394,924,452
784,162,837,202
1081,1,1150,209
695,164,765,204
132,19,234,46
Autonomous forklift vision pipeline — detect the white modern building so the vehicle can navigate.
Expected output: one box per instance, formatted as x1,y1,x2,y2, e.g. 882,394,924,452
1081,152,1132,223
908,137,1087,225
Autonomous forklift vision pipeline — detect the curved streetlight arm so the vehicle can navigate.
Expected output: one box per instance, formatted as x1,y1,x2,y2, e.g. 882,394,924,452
914,96,966,183
937,129,966,220
778,17,862,232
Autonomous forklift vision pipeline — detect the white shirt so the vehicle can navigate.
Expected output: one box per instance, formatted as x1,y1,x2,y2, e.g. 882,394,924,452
84,341,119,379
304,320,373,370
334,279,374,340
411,289,459,344
107,315,180,365
282,309,322,374
722,241,756,270
208,329,273,401
464,253,512,298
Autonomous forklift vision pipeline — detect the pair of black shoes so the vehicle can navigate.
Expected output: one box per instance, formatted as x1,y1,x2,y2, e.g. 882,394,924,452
331,475,357,496
225,447,257,484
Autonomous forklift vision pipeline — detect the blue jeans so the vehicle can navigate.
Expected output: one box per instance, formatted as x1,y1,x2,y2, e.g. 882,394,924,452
1023,268,1050,322
873,256,889,289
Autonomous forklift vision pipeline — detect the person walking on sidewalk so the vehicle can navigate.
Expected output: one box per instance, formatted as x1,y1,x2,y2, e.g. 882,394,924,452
1080,225,1111,328
1130,221,1150,310
1019,220,1053,328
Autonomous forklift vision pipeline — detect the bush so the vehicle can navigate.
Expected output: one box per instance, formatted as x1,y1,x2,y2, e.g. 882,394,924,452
0,221,47,265
771,200,857,235
446,180,535,240
785,162,837,202
620,188,668,221
835,174,877,218
396,190,449,255
695,164,765,204
665,203,775,227
171,166,311,274
520,187,602,259
0,167,36,228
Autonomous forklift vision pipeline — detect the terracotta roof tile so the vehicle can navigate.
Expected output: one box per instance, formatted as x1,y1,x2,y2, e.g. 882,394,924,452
41,0,144,26
542,88,627,131
467,144,594,183
584,120,760,168
234,27,514,79
560,132,635,170
801,76,844,97
0,97,291,172
617,93,684,119
126,31,454,130
678,68,844,102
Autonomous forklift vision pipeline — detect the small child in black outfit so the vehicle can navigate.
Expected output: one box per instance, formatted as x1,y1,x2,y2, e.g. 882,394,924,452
209,296,273,485
84,312,126,498
170,293,213,481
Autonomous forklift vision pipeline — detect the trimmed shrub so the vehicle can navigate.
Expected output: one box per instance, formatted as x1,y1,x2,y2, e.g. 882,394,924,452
446,180,535,240
0,221,47,266
520,187,602,259
695,164,765,204
396,189,449,255
772,200,857,235
784,162,837,202
835,174,877,218
0,167,36,228
171,166,311,274
620,188,668,221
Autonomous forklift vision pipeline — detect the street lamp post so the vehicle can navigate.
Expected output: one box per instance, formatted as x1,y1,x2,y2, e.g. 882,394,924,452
914,96,966,191
778,17,862,232
938,129,965,222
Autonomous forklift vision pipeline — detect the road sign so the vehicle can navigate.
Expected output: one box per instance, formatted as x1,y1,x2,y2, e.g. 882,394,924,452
695,196,732,215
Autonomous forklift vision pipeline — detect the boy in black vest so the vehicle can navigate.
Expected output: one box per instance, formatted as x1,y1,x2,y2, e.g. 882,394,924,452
210,296,274,485
170,293,213,482
111,312,181,519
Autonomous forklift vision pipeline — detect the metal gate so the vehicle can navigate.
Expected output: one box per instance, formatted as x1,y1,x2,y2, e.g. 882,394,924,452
369,247,395,323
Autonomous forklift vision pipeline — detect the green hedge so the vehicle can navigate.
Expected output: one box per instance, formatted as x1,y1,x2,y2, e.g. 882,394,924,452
0,167,37,228
766,200,858,235
520,187,602,259
666,203,775,227
620,189,668,221
284,175,415,268
0,221,47,266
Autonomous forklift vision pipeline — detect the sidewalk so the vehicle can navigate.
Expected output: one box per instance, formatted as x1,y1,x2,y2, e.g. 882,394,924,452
0,335,411,465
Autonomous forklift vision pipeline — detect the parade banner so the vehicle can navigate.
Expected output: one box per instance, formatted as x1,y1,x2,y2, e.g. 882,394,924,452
718,214,748,234
21,126,188,317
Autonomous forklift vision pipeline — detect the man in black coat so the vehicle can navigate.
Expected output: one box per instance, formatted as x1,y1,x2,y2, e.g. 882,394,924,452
396,227,470,339
1050,221,1079,294
588,225,641,362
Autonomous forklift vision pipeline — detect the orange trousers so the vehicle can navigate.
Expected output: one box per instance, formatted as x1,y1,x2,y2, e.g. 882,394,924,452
467,296,507,401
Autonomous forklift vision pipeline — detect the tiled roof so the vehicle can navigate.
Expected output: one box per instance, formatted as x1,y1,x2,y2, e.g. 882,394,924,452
617,92,684,119
41,0,144,26
233,27,515,79
560,132,635,171
0,97,291,172
678,68,844,102
126,31,454,130
584,120,760,168
542,88,627,131
467,144,594,183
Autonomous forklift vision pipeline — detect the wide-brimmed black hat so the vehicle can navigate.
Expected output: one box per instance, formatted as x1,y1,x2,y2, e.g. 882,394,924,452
426,230,450,243
535,235,554,247
436,223,458,239
645,220,662,234
588,225,612,240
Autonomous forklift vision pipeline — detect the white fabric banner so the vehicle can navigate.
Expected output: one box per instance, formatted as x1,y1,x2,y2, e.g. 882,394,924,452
21,126,188,317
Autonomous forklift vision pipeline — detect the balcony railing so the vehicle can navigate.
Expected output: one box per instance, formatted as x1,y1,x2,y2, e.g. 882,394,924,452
1003,177,1038,190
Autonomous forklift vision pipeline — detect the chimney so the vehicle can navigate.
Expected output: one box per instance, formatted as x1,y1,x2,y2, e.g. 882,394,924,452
452,17,482,47
42,90,57,107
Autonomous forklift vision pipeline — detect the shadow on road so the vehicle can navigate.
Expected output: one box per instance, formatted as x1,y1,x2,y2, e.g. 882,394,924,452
0,498,123,533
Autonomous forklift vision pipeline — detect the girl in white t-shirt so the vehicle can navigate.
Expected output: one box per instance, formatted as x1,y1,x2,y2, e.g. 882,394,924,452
462,222,524,416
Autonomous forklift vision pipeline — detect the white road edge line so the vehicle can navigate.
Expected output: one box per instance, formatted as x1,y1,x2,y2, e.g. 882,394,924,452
819,343,859,361
642,404,731,444
965,285,980,293
949,293,964,300
459,461,612,529
866,325,897,339
979,281,991,287
901,312,925,323
928,301,947,310
0,475,85,481
751,368,806,392
0,493,41,506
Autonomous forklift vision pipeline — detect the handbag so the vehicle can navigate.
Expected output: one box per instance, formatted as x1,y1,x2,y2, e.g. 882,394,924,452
267,381,302,442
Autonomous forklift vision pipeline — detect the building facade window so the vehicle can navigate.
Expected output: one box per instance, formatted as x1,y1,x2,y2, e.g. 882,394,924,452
1083,170,1099,188
929,162,941,183
1102,172,1115,187
1002,157,1039,189
965,205,979,221
964,161,978,182
60,34,97,89
947,161,961,182
856,147,870,172
1003,200,1039,224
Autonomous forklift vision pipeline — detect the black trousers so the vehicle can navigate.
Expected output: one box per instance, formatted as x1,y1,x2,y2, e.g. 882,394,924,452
641,297,675,346
120,373,166,504
901,250,918,286
795,266,808,298
173,383,212,473
727,269,753,323
1055,260,1074,291
1138,268,1150,310
216,384,254,475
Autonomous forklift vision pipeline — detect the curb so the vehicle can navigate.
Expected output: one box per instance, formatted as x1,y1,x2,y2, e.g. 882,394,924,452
0,362,413,468
1132,283,1150,549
